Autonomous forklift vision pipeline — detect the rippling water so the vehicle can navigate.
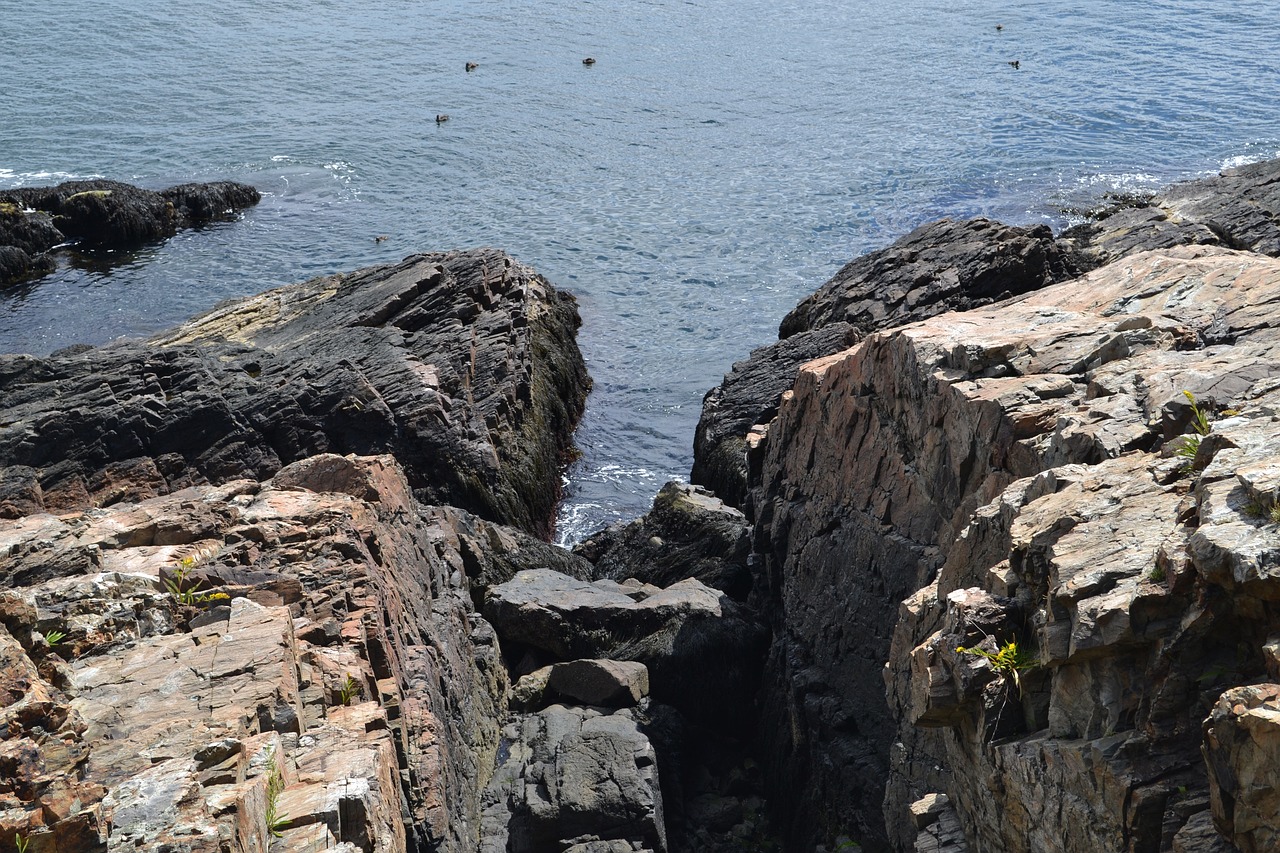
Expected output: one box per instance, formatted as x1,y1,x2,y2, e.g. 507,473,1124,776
2,0,1278,542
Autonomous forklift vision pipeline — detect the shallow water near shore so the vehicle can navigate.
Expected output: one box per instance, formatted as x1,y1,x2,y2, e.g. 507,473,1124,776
2,0,1278,543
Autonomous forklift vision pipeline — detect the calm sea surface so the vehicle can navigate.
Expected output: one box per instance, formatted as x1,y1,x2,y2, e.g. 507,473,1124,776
2,1,1278,542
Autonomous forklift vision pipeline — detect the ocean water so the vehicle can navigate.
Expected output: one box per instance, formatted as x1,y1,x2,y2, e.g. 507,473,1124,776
1,0,1277,543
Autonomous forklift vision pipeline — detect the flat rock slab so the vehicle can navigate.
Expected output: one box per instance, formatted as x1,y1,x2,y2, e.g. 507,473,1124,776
547,659,650,707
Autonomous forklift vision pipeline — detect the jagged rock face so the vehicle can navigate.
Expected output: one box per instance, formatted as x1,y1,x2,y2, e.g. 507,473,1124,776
1062,157,1280,266
1203,684,1280,853
574,481,752,600
750,243,1280,850
0,248,589,539
0,454,507,851
692,324,858,508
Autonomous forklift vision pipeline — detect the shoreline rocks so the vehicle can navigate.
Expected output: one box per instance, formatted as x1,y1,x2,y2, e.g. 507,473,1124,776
693,159,1280,512
0,179,261,287
5,156,1280,853
726,160,1280,852
0,247,589,539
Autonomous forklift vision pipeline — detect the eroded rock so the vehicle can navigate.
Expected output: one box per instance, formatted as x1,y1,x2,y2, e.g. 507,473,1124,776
0,247,589,538
574,481,751,600
750,244,1280,850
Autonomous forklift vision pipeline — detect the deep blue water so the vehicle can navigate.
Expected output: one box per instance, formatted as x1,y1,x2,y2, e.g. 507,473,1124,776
2,1,1278,542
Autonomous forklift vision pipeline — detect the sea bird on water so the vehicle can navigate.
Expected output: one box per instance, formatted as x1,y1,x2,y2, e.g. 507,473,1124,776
465,62,478,72
436,114,450,123
1008,60,1020,69
582,57,596,65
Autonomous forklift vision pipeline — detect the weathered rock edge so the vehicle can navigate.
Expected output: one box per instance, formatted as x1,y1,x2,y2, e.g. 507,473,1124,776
0,246,590,539
694,158,1280,508
0,453,509,852
0,179,261,286
753,244,1280,851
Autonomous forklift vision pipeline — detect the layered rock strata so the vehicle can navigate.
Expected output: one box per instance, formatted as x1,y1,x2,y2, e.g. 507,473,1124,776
0,454,506,851
751,243,1280,850
0,179,260,286
0,247,589,539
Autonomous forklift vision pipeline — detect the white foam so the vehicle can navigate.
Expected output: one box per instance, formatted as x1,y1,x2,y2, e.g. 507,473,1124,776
0,168,104,188
1221,150,1280,170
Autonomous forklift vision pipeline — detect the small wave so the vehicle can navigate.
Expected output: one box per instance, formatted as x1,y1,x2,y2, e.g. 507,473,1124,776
1221,149,1280,170
1074,172,1160,192
0,168,105,189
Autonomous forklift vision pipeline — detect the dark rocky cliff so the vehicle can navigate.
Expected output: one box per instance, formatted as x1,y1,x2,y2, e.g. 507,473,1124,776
689,158,1280,852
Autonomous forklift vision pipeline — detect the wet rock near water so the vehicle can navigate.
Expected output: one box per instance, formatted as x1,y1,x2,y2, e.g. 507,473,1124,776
574,481,752,600
0,247,589,538
0,179,260,286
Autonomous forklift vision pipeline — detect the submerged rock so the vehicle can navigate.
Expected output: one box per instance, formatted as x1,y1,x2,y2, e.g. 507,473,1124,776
0,178,261,286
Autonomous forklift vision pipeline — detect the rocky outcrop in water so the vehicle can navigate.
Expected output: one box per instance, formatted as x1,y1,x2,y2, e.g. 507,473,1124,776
0,179,260,286
694,159,1280,510
0,247,588,539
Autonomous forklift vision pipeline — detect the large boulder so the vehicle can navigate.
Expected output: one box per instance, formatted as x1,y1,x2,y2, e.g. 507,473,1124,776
0,248,589,538
480,704,667,853
574,481,751,600
483,569,767,735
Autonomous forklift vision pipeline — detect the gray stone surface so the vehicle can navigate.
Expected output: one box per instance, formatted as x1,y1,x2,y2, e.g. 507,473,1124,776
547,659,650,707
480,704,666,853
484,570,766,733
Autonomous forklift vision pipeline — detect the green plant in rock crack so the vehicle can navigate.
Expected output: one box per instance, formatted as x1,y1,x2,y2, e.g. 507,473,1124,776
15,833,28,853
338,673,361,706
1174,390,1212,470
956,639,1038,694
164,555,229,607
43,629,66,647
264,747,290,839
